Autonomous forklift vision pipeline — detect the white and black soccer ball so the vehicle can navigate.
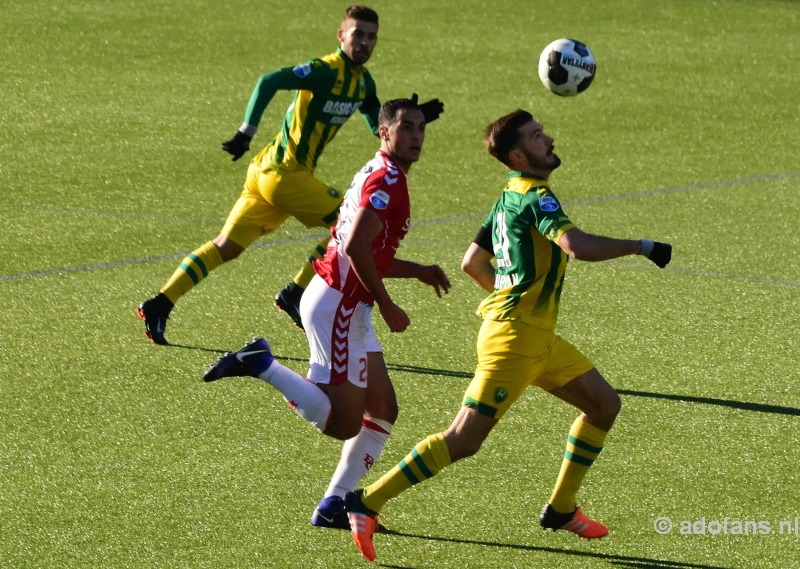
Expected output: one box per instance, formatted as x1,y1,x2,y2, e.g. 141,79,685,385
538,38,596,97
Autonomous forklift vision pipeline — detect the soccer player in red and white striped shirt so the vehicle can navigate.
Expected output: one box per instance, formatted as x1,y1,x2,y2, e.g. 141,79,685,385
203,96,450,530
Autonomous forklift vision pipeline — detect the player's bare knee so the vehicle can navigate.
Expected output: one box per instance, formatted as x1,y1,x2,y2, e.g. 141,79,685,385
376,400,399,424
323,417,363,441
221,249,240,261
585,390,621,428
364,399,397,422
608,390,622,418
212,236,244,261
452,438,483,461
323,423,359,441
463,438,484,459
600,389,622,421
364,387,399,423
443,430,483,461
218,245,243,262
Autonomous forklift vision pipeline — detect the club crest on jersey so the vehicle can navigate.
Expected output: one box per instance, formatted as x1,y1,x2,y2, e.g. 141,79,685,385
369,190,390,210
539,195,559,212
292,63,312,78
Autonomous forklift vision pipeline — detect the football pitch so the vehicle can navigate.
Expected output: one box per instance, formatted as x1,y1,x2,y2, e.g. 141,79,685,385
1,0,798,567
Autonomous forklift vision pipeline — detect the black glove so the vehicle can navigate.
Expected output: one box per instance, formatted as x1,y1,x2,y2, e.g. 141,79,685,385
221,131,253,161
639,240,672,268
411,93,444,123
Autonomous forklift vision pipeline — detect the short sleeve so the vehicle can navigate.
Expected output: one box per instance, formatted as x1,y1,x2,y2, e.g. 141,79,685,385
521,188,575,243
358,173,394,223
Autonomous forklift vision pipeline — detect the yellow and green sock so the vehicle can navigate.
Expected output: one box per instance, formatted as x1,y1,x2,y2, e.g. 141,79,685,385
362,433,452,513
161,241,224,304
292,236,331,289
548,417,607,513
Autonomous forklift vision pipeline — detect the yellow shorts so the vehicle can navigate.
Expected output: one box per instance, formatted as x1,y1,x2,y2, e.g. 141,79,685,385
221,163,342,248
463,318,594,419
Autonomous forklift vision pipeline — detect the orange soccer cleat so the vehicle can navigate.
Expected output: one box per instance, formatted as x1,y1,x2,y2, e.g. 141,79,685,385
539,504,609,539
345,490,379,562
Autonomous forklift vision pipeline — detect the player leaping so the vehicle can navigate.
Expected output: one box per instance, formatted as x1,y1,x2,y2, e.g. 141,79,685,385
137,5,443,344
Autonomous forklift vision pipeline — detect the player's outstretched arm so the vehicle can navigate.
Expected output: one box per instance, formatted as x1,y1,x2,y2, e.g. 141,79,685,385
222,67,311,159
638,239,672,268
558,227,672,268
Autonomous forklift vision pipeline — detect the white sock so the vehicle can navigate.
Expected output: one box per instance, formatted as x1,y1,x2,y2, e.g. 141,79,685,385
258,363,331,432
323,418,393,498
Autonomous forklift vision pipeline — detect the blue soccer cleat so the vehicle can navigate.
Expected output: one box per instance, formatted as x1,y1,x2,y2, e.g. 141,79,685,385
203,337,274,382
311,495,350,530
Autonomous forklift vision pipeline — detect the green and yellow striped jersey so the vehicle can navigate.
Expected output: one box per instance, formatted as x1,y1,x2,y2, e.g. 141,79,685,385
477,171,576,330
245,48,380,172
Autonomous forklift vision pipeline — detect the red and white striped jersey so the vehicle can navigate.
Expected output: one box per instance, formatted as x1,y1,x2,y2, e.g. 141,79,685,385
314,150,411,304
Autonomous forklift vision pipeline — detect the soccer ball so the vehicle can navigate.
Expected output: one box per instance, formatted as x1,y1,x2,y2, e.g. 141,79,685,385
538,38,596,97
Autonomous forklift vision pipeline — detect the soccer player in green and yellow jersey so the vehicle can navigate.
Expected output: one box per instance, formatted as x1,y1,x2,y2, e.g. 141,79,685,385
345,109,673,562
137,5,443,343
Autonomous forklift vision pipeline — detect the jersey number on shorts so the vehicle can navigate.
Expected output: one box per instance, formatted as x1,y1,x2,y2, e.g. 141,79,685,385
359,357,368,383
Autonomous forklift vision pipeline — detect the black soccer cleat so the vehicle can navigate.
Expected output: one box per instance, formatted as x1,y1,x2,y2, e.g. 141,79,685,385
137,293,173,345
203,337,274,382
274,283,305,331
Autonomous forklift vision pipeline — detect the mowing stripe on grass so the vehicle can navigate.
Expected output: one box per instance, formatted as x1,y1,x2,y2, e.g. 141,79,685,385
0,234,327,283
2,170,798,284
3,170,797,227
4,252,796,289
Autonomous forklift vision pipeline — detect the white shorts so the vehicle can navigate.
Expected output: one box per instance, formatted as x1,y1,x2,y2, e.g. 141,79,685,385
301,275,382,387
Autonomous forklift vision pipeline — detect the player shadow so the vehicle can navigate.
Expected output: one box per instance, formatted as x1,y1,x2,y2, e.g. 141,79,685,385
179,347,800,417
382,363,800,417
377,529,733,569
164,342,236,355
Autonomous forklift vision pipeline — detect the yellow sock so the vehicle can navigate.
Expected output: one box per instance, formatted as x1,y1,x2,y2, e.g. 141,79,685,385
548,417,607,514
362,432,451,513
292,236,330,288
161,241,224,304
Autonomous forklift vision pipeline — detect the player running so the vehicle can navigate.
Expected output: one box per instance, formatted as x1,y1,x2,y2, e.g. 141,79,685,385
344,109,673,562
137,6,443,343
202,97,450,531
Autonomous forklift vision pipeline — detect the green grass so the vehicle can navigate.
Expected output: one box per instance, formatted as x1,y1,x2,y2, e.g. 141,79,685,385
2,1,799,567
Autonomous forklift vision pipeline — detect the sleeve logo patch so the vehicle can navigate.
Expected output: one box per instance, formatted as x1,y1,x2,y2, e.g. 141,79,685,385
292,64,312,78
539,195,560,212
369,190,390,210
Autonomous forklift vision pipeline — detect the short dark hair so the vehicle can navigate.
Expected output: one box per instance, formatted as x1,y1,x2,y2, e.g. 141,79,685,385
378,97,421,127
484,109,534,167
345,5,379,25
